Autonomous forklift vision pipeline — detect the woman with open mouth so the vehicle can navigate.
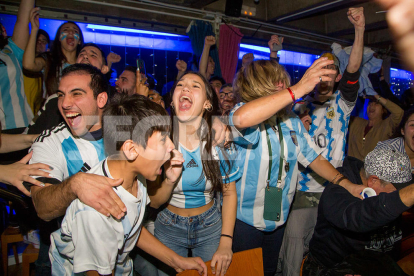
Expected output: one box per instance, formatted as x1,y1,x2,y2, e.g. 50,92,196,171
151,71,240,276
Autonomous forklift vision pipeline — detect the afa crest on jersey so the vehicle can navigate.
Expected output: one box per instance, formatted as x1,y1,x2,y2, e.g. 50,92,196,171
326,107,335,119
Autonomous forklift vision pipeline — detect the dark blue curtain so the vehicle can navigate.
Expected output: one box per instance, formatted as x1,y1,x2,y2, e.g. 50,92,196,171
186,20,222,78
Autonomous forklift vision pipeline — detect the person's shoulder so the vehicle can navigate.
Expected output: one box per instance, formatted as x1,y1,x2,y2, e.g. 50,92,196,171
33,122,69,144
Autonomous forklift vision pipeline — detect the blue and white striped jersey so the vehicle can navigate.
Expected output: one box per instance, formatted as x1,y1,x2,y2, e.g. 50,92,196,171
49,159,149,276
229,103,321,231
29,122,106,181
169,143,241,209
0,38,33,130
293,90,355,193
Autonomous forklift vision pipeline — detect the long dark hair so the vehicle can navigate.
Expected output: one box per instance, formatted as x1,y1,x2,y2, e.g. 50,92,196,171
171,71,230,193
45,21,84,96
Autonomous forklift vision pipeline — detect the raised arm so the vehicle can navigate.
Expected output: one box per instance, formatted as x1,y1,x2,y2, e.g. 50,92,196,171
199,36,215,78
11,0,34,50
106,52,121,71
233,58,336,130
268,35,283,59
346,7,365,73
23,8,46,72
176,59,187,81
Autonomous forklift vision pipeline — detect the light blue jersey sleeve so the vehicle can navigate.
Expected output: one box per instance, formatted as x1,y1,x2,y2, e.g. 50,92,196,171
294,117,321,167
216,146,242,184
229,102,260,146
7,38,24,65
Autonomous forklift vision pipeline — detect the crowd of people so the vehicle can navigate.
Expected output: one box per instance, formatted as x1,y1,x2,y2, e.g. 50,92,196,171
1,0,414,275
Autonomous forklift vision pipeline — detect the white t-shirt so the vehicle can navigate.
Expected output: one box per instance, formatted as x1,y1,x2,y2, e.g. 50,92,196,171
49,159,149,276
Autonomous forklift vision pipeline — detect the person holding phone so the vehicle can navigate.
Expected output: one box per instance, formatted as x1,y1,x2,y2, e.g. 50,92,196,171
268,35,284,61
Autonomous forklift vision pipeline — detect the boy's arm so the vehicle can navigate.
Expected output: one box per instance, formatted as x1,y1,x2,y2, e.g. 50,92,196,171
136,227,207,275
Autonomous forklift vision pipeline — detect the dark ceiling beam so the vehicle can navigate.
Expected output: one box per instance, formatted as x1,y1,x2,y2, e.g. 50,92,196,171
328,20,388,37
267,0,369,23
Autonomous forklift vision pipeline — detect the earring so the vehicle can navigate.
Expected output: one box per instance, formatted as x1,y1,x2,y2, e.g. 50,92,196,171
205,105,212,112
171,102,175,108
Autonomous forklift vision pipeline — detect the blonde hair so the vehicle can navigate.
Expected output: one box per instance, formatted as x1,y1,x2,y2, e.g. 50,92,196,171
233,59,291,103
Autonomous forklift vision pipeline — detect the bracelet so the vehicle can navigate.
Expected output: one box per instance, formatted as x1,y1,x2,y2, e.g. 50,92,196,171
330,172,341,184
334,176,347,186
220,234,233,240
287,87,296,103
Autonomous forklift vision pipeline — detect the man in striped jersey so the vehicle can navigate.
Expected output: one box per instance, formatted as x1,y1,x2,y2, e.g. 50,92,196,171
279,7,366,276
0,0,34,132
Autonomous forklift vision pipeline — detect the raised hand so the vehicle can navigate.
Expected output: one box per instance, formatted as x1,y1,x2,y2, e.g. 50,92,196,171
268,34,283,52
29,7,40,31
205,35,216,46
242,53,254,67
176,59,188,72
347,7,365,29
136,71,149,97
107,52,121,64
164,149,184,185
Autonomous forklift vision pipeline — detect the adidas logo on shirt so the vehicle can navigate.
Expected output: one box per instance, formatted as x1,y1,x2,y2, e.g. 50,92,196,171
186,159,198,168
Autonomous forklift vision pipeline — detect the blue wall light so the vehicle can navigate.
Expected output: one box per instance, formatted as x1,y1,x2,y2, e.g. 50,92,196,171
86,24,186,37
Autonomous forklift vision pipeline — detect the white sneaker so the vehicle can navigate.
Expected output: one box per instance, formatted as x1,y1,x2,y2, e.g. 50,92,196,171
23,229,40,249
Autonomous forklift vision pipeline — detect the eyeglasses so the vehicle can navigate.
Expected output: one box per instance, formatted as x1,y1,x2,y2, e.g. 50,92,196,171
219,92,234,99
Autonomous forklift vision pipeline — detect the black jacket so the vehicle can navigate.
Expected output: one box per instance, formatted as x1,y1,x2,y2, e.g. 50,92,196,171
309,156,409,268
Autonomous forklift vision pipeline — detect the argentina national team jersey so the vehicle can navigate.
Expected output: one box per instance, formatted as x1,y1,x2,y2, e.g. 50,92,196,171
293,90,355,193
169,143,241,209
229,103,321,231
29,122,106,182
0,38,33,129
49,159,149,276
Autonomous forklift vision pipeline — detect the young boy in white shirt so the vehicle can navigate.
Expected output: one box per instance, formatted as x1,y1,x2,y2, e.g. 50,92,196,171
49,94,207,276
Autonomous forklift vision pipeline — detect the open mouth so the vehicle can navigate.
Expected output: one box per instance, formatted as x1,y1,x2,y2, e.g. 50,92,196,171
66,112,81,127
66,37,75,46
178,95,193,111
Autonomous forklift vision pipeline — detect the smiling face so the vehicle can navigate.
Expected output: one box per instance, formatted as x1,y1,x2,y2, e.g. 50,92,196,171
219,86,235,112
137,131,174,181
77,46,108,73
402,114,414,155
57,73,107,136
115,70,136,95
59,23,81,53
173,73,210,123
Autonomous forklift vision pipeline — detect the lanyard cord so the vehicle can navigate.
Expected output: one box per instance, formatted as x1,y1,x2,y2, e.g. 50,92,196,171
265,118,284,190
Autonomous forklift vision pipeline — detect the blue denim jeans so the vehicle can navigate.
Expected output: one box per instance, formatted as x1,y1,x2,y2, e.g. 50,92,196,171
155,202,221,275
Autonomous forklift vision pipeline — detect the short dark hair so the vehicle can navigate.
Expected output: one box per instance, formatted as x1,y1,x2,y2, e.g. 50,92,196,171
37,29,50,45
124,66,137,74
209,76,226,86
61,63,108,98
220,83,232,91
102,94,171,156
81,43,107,65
